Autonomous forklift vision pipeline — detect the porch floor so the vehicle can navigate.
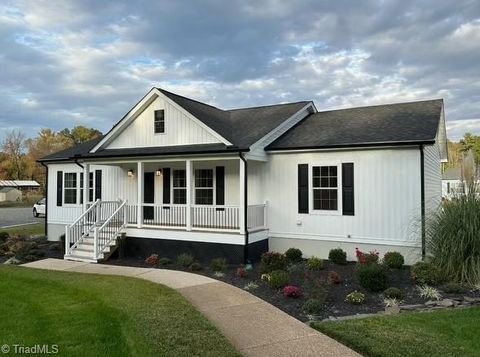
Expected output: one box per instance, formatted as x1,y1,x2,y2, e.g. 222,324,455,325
23,259,358,357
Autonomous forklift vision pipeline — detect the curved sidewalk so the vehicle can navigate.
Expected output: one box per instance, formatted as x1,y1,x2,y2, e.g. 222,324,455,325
23,259,359,357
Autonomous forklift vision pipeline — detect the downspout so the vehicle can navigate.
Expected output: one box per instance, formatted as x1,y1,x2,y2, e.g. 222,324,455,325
420,145,426,259
40,162,48,237
239,152,249,264
73,156,84,169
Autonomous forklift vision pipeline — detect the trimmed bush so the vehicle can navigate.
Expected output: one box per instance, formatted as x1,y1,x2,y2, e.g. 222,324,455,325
267,270,289,289
189,262,202,271
285,248,303,263
307,256,324,270
209,258,228,272
158,257,172,266
287,262,307,285
260,252,287,273
328,248,347,265
441,282,467,294
283,285,302,298
358,264,388,292
383,287,403,299
145,254,159,266
345,291,365,304
177,253,194,268
303,298,325,315
411,261,441,286
383,252,405,269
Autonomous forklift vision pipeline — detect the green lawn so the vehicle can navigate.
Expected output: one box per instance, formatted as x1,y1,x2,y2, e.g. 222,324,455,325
313,308,480,357
0,266,239,357
0,222,45,237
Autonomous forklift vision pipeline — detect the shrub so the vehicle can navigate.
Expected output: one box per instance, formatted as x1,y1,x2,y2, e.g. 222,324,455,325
307,256,324,270
355,248,379,265
189,262,202,271
244,282,259,291
303,298,325,315
268,270,289,289
418,285,442,300
328,248,347,265
441,282,467,294
209,258,228,272
410,261,441,285
285,248,303,263
358,264,388,292
283,285,302,298
287,262,307,285
383,251,405,269
426,179,480,285
145,254,159,266
383,287,403,299
328,270,342,284
384,298,401,307
0,232,9,242
345,291,365,304
236,266,248,278
158,257,172,266
304,280,327,300
260,252,287,272
177,253,194,267
261,273,271,282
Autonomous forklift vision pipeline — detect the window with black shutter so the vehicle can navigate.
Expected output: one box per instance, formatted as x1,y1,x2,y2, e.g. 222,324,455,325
95,170,102,200
216,166,225,205
312,166,338,211
56,171,63,206
298,164,309,213
342,163,354,215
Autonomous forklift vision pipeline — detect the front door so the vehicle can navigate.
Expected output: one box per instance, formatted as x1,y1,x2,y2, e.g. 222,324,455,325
143,172,155,220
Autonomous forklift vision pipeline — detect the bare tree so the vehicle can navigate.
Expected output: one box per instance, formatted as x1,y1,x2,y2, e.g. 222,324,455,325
2,129,26,179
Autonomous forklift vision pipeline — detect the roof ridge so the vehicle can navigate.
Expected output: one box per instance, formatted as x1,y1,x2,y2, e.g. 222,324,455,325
227,100,311,112
314,98,444,115
157,88,228,113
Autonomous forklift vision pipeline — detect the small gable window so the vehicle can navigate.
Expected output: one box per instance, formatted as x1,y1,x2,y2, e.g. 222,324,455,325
154,109,165,134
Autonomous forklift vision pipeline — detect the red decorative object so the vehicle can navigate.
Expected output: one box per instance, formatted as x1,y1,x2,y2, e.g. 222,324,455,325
145,254,159,266
283,285,302,298
355,248,379,265
236,266,248,278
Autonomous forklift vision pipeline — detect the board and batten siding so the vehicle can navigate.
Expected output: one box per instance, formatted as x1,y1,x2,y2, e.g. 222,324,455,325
265,148,423,254
423,142,442,219
47,163,122,225
106,96,221,149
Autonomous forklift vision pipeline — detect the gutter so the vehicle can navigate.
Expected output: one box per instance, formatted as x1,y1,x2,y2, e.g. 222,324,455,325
420,145,426,259
239,151,249,264
73,156,84,169
266,140,436,152
40,162,48,237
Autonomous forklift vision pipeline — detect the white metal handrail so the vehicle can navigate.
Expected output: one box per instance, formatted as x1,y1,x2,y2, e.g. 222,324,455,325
94,200,127,259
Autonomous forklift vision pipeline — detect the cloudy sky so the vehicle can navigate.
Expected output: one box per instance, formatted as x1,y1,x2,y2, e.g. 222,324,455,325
1,0,479,142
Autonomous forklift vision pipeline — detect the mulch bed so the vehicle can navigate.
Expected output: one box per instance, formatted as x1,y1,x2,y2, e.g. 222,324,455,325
0,236,63,264
105,255,480,322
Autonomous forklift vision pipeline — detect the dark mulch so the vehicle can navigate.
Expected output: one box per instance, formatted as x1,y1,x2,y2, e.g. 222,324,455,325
104,255,479,322
0,236,63,264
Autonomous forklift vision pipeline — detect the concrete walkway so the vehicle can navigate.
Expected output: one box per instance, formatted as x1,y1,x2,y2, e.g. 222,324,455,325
23,259,359,357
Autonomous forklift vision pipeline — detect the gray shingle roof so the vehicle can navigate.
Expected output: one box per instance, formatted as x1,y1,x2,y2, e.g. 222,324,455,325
39,136,104,161
442,167,461,180
268,99,443,150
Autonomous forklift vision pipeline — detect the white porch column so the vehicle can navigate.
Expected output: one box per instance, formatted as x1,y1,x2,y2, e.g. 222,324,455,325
186,159,192,231
239,157,246,234
137,161,144,228
83,163,90,212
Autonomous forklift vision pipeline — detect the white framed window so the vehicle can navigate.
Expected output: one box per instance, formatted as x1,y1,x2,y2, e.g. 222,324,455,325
172,169,186,204
154,109,165,134
195,169,214,205
312,166,338,211
64,173,78,204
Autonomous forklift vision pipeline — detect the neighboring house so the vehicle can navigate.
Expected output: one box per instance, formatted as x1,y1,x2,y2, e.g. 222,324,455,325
0,180,40,192
39,88,447,264
0,187,22,202
442,167,463,199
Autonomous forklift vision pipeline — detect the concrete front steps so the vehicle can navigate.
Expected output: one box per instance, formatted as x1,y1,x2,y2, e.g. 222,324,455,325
64,235,119,263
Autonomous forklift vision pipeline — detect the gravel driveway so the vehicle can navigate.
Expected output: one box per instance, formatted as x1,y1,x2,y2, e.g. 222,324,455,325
0,207,45,228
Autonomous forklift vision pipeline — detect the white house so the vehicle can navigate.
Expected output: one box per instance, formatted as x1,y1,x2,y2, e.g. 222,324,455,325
0,187,22,202
442,167,463,199
39,88,447,264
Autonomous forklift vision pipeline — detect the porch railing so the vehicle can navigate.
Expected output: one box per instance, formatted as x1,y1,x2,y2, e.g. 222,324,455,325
192,205,239,230
142,204,187,227
65,199,100,255
247,203,267,231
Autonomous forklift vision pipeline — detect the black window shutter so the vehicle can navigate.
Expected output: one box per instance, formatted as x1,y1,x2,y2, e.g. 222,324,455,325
95,170,102,200
298,164,308,214
216,166,225,205
56,171,63,206
342,163,354,216
163,168,171,204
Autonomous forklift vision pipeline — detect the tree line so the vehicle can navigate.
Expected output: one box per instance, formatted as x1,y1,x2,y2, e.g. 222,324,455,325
445,133,480,171
0,126,102,191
